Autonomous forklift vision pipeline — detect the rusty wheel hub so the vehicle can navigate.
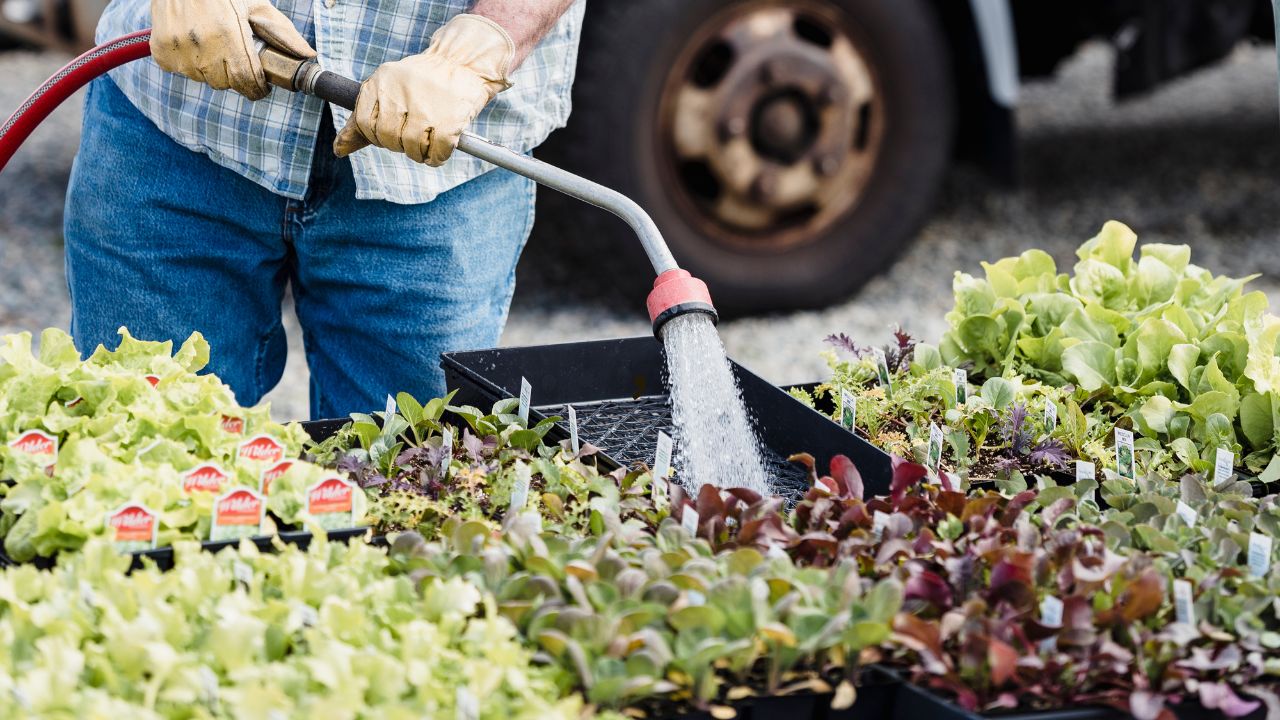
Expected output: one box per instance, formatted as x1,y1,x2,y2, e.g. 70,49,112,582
659,2,882,251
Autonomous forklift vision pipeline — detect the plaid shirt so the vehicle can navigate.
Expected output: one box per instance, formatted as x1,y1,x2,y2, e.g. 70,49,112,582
99,0,585,204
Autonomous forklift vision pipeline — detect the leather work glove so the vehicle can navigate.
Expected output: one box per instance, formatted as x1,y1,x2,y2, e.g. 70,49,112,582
333,14,515,166
150,0,316,100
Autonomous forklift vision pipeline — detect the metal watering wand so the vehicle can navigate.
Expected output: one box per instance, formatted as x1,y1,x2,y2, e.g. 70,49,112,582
0,31,719,336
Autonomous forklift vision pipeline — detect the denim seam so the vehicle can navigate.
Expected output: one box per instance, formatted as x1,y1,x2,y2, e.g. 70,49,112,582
252,321,286,402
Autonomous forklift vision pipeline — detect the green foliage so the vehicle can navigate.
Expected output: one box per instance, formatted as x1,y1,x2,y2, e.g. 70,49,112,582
0,328,334,561
938,221,1280,478
0,537,584,718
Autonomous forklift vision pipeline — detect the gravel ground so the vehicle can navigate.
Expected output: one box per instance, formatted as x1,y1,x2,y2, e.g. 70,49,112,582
2,42,1278,421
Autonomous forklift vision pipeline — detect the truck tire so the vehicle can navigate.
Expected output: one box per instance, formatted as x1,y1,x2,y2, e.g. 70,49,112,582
537,0,955,315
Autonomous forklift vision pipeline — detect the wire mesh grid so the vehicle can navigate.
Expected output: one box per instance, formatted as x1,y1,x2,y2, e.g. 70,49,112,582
536,396,809,496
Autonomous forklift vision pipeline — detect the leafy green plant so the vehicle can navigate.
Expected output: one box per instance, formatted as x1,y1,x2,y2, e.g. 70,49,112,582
0,536,585,719
796,337,1087,481
0,328,338,561
387,501,901,716
938,221,1280,479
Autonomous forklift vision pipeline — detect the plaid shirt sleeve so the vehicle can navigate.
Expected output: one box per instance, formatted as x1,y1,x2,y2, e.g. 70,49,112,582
99,0,586,205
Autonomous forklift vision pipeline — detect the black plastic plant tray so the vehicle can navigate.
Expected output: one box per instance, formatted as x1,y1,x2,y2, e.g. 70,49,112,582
0,418,372,572
892,682,1126,720
0,526,370,572
440,337,894,497
664,665,899,719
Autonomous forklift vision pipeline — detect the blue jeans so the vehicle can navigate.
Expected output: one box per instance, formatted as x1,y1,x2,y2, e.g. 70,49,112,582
64,78,535,419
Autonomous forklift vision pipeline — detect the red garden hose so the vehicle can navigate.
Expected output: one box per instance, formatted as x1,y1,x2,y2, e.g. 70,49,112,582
0,29,152,172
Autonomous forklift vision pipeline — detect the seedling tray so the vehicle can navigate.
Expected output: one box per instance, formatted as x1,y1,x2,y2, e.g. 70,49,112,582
0,420,371,572
0,526,369,572
893,682,1124,720
664,665,899,719
440,337,894,497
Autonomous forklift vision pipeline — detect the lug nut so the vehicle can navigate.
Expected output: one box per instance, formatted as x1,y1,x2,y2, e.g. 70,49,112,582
750,174,777,202
816,156,841,176
718,116,748,142
816,83,840,107
759,61,778,84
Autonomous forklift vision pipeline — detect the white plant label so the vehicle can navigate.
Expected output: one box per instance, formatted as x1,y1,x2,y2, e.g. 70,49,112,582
1173,579,1195,625
1075,456,1095,479
840,389,857,431
873,348,892,397
518,377,532,424
567,404,580,454
927,423,944,473
1114,428,1136,480
1076,461,1098,505
440,427,453,477
1044,401,1058,433
681,506,700,536
456,687,479,720
1249,532,1272,578
1076,460,1096,481
1039,595,1064,650
872,510,890,540
654,431,673,481
294,604,319,628
1040,595,1064,627
1213,448,1234,487
953,368,967,405
383,394,396,428
1175,500,1198,528
510,462,531,512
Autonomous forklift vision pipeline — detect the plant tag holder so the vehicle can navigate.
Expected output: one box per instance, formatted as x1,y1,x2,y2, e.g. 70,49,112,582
211,488,266,542
238,434,285,465
1249,532,1272,578
567,404,580,454
440,428,453,477
1114,428,1135,480
873,348,892,398
1175,500,1197,528
1213,448,1234,486
307,476,357,531
518,377,532,424
182,463,228,495
927,423,944,473
510,462,531,513
9,429,57,473
681,505,700,536
107,503,158,553
1173,578,1195,625
1039,595,1064,650
953,368,966,405
456,687,479,720
260,460,292,496
872,510,890,540
840,389,856,431
383,395,396,429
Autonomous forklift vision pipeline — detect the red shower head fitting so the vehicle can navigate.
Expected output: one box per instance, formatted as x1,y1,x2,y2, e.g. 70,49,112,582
646,269,719,336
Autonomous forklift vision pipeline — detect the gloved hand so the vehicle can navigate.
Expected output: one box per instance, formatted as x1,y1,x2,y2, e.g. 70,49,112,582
333,14,515,166
150,0,316,100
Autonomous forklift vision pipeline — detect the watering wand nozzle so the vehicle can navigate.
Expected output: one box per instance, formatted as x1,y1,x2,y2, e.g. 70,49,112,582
259,46,719,336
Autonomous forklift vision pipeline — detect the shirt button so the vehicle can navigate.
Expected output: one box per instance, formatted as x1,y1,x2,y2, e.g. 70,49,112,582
324,0,335,7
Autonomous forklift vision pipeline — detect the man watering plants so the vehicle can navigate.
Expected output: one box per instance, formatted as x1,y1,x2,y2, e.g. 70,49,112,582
63,0,584,417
